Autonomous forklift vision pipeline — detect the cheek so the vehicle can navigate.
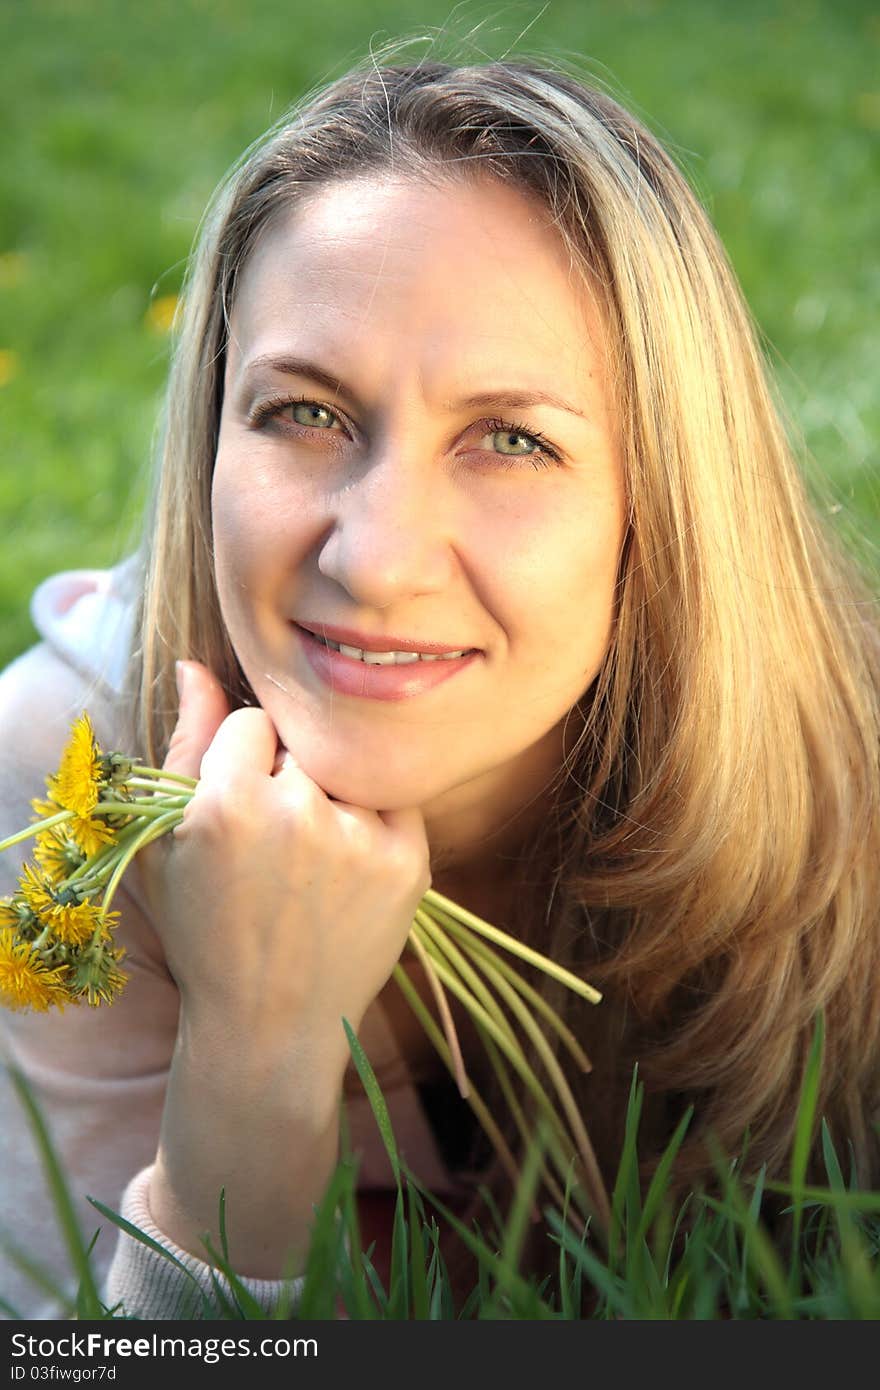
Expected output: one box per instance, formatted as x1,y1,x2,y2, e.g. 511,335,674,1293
500,506,623,673
211,456,288,590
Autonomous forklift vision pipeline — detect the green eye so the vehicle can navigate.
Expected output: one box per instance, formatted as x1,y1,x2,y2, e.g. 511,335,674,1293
290,402,339,429
490,428,539,456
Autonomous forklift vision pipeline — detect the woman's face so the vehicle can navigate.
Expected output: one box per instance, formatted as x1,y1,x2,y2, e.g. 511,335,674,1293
213,174,627,842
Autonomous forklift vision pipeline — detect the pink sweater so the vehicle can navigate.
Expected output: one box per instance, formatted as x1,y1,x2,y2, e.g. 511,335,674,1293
0,568,461,1318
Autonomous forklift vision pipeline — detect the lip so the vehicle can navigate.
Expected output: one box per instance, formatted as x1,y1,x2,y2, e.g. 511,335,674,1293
294,623,481,701
296,619,475,656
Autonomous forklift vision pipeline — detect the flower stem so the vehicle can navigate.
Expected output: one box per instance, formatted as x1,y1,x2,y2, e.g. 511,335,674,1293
391,962,522,1192
406,926,469,1099
131,765,198,788
453,936,610,1227
415,909,603,1220
424,890,602,1004
436,914,593,1073
0,810,72,851
101,809,183,913
92,798,188,819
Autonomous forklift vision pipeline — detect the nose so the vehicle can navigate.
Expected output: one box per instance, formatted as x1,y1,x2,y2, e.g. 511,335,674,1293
317,449,456,607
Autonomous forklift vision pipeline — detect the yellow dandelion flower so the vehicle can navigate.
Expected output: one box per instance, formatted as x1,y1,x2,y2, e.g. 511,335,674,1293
31,794,59,821
0,936,70,1012
18,863,54,919
66,813,115,858
144,293,179,334
50,900,112,949
48,713,103,818
0,898,23,930
34,830,85,884
70,943,127,1007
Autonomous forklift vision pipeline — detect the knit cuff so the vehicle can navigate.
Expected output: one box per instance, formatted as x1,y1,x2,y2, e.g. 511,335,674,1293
103,1166,304,1320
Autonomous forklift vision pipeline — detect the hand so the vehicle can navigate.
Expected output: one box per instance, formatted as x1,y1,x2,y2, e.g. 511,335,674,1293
148,659,431,1075
143,659,431,1274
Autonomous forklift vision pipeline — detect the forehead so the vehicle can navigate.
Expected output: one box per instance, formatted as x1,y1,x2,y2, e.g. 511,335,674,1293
226,175,607,393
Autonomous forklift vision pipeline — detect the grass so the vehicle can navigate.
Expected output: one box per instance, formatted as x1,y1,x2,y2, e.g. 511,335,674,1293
3,1013,880,1320
1,0,879,668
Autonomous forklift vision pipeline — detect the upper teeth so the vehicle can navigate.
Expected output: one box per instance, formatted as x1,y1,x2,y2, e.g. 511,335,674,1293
323,638,467,664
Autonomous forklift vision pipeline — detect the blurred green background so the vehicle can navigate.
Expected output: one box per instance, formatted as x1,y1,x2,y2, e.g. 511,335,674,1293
1,0,878,670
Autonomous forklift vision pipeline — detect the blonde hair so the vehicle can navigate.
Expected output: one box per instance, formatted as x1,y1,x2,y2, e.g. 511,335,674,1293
133,51,880,1202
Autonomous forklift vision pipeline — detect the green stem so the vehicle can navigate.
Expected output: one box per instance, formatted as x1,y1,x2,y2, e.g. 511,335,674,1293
415,909,519,1056
126,777,196,797
101,809,183,914
475,1023,571,1218
391,962,522,1193
32,925,53,953
450,934,610,1228
0,810,72,852
66,815,155,886
413,944,576,1166
131,765,198,788
438,915,593,1072
92,797,188,819
424,891,602,1005
406,928,469,1098
417,911,603,1221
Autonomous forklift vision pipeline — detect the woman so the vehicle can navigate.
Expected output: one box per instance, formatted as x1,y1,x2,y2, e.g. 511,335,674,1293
1,54,878,1319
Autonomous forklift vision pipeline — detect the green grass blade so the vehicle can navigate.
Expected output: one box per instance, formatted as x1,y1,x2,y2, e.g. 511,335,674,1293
342,1017,400,1187
217,1186,230,1266
788,1010,825,1293
196,1233,268,1319
608,1065,643,1276
7,1063,105,1318
635,1102,694,1246
401,1163,554,1316
705,1138,793,1317
407,1183,430,1320
387,1189,410,1319
0,1232,75,1315
296,1160,354,1320
736,1163,767,1314
544,1208,631,1318
86,1196,214,1318
490,1122,549,1313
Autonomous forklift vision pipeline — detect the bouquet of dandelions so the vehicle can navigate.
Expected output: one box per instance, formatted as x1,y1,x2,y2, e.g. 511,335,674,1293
0,712,610,1226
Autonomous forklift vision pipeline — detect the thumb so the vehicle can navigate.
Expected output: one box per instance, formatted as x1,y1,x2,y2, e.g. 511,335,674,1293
163,659,231,779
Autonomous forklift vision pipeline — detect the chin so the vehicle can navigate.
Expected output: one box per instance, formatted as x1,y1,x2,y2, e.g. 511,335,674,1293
313,767,432,812
276,736,433,812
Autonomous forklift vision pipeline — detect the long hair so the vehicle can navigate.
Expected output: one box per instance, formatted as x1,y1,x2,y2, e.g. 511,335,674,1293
132,50,880,1214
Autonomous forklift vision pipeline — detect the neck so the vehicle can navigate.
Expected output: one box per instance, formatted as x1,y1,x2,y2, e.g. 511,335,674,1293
422,727,567,923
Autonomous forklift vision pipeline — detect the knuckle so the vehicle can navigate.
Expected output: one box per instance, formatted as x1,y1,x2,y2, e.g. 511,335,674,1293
385,836,430,892
188,782,248,839
225,706,274,740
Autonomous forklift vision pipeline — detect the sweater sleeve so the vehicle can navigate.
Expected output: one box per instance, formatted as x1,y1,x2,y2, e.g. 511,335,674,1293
0,636,305,1320
104,1166,303,1319
0,636,178,1318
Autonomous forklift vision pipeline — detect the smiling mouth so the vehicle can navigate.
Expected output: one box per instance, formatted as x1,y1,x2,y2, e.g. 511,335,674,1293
294,621,478,665
316,635,473,665
293,623,480,701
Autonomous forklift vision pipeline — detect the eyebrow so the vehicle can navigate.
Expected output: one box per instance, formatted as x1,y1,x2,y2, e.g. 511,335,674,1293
240,353,589,420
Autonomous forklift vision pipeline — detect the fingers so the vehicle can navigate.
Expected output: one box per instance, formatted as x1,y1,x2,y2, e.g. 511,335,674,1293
199,706,280,785
166,666,429,879
163,660,230,779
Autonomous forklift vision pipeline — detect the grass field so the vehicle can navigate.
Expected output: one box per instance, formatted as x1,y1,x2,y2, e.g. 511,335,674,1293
1,0,878,669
